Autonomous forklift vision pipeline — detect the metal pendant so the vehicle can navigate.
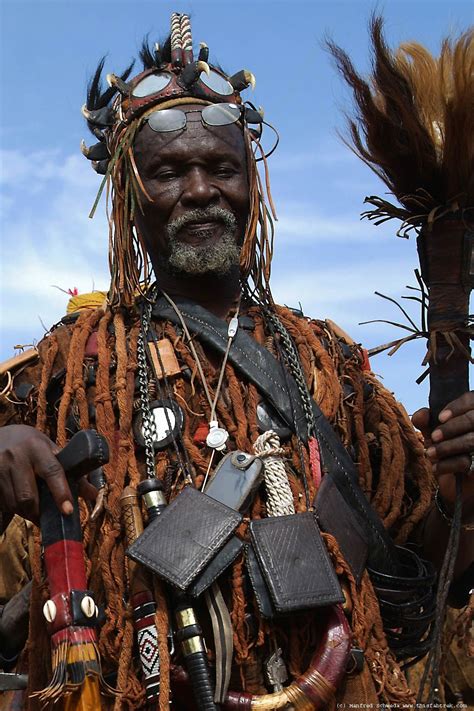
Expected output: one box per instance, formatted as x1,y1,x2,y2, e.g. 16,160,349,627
264,647,288,692
206,420,229,451
133,398,184,450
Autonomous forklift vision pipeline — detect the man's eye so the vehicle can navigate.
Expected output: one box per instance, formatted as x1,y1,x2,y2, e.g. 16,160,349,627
155,169,178,181
214,166,237,178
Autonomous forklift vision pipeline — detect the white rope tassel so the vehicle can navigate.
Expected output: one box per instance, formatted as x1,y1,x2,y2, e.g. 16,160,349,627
170,13,182,52
180,14,193,52
254,430,295,517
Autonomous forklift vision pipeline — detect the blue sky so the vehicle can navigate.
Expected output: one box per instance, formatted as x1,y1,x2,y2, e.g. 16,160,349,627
1,0,472,414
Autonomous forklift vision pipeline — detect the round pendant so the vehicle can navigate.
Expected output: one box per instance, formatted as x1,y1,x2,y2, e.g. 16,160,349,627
133,399,184,450
206,424,229,451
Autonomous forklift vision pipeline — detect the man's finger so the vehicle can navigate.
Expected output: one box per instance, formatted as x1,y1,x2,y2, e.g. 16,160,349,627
411,407,430,429
431,411,474,443
438,391,474,422
427,432,474,461
411,408,431,440
8,451,40,521
31,441,73,515
431,454,472,476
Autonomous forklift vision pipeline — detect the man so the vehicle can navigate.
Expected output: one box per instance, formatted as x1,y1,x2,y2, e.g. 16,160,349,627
0,13,472,710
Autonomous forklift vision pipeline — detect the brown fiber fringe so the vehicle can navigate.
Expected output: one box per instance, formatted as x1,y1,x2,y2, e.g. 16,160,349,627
22,302,434,708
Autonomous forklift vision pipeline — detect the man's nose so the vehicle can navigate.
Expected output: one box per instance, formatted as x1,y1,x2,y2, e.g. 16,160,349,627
180,168,219,207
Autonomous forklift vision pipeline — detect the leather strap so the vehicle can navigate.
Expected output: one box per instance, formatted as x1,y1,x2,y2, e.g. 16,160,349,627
204,583,233,703
152,297,399,574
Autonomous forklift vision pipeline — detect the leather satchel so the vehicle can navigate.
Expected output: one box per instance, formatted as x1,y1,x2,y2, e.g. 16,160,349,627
126,486,242,590
249,513,344,614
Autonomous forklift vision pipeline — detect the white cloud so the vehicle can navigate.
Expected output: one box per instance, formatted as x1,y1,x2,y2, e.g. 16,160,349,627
270,257,422,333
1,149,110,353
272,198,402,244
271,144,358,172
0,149,59,186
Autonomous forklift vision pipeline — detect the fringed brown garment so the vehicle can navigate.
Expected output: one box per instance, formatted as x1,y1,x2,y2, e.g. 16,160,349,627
11,300,434,710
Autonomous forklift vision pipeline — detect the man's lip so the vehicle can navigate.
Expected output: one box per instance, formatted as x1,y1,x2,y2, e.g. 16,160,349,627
181,221,221,232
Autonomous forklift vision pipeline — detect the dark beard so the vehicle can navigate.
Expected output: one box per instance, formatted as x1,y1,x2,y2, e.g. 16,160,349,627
159,207,241,277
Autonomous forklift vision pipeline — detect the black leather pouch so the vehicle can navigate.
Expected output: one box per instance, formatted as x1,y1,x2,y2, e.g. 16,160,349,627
188,536,244,598
314,475,368,584
249,512,344,613
127,486,242,590
245,544,275,619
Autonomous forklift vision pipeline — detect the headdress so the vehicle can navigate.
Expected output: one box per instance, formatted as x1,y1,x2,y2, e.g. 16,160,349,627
81,13,277,308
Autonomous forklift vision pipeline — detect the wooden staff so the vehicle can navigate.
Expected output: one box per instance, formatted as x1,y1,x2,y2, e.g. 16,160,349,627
327,19,473,702
417,219,472,425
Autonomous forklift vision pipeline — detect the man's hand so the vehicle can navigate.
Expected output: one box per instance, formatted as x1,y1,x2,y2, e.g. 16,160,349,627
412,392,474,518
0,425,96,524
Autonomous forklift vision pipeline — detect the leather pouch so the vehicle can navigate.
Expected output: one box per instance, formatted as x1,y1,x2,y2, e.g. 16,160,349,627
188,536,244,598
314,475,368,584
127,486,242,590
249,512,344,613
245,544,275,619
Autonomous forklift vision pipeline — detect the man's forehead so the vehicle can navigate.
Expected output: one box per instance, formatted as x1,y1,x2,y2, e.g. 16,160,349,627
133,111,246,163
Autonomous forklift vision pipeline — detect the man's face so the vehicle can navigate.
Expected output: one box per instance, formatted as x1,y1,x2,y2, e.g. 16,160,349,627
132,104,250,278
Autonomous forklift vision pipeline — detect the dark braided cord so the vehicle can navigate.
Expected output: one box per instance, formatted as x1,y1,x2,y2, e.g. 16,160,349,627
138,300,159,479
139,286,195,485
416,474,463,704
147,315,196,485
264,311,316,439
263,309,320,509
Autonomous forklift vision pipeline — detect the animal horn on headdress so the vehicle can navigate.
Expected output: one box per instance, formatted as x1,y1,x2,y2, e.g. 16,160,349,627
170,12,183,67
92,160,109,175
91,127,106,142
80,140,110,162
81,104,114,128
178,60,210,89
154,42,162,67
228,70,256,91
106,73,130,95
198,42,209,63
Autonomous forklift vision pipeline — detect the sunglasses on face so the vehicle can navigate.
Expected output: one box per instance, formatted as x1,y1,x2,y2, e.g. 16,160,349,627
144,103,244,133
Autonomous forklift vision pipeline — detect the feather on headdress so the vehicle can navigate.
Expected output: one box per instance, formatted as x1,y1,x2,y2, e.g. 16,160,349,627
327,17,473,229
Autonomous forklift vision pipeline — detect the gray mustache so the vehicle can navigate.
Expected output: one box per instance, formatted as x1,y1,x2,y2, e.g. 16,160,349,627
167,207,237,239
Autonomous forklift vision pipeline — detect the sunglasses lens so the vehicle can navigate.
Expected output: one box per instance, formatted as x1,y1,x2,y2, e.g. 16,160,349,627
199,69,234,96
133,73,171,98
147,109,186,132
203,103,241,126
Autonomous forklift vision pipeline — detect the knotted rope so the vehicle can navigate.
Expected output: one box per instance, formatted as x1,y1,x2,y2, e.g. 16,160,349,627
253,430,295,517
